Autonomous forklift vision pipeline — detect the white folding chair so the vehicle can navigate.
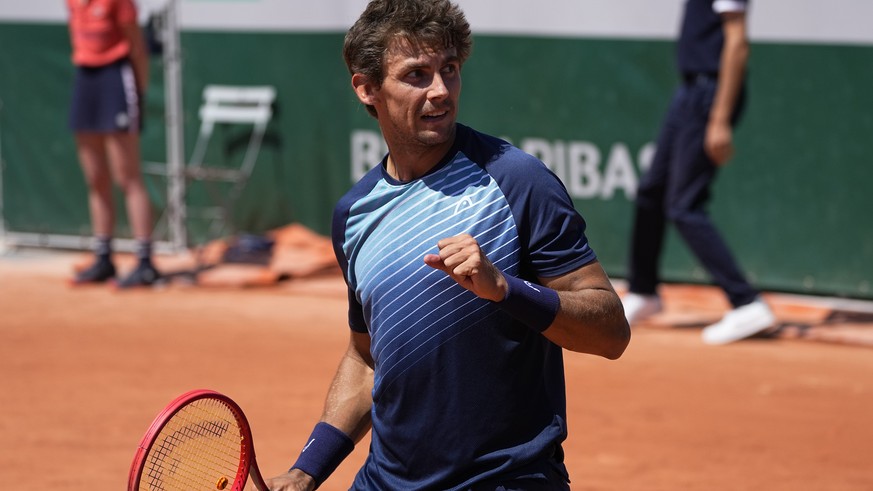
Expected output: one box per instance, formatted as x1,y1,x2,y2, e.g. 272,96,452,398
146,84,276,246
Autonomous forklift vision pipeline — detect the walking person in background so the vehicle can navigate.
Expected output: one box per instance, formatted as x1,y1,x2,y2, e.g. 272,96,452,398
67,0,160,288
253,0,630,489
621,0,775,344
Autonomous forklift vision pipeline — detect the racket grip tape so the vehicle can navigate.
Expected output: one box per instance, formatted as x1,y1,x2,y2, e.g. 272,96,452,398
495,275,560,332
289,422,354,489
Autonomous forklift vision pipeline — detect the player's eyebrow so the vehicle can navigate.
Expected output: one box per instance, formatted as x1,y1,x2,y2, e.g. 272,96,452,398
395,49,460,72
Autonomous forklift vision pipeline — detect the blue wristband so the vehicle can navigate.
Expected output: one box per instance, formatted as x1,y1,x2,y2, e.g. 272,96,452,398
496,275,560,332
289,422,354,489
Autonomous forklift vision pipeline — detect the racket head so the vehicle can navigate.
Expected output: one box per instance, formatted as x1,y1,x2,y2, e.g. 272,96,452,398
128,389,260,491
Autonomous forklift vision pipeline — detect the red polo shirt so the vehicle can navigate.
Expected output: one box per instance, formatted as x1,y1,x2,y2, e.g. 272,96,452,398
67,0,138,67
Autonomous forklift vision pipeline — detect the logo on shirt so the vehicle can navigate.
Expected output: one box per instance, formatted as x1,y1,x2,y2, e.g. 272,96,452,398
453,196,475,216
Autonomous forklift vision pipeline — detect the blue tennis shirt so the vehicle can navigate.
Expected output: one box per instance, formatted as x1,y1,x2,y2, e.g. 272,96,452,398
332,123,596,490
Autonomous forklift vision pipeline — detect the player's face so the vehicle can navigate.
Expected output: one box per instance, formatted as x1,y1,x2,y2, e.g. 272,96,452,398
373,38,461,150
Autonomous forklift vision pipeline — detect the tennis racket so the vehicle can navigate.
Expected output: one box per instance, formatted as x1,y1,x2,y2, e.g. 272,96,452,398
128,389,269,491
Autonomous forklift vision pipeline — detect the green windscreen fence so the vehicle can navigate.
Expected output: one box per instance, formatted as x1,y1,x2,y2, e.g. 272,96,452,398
1,23,871,299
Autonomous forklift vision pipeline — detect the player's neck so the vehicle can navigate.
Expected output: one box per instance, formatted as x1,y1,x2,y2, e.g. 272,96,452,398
385,138,455,182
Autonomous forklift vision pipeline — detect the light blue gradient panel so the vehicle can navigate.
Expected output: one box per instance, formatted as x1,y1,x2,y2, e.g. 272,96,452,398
343,153,519,394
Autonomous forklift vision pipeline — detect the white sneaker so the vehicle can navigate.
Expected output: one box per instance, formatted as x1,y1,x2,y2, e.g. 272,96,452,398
622,292,663,324
701,298,776,345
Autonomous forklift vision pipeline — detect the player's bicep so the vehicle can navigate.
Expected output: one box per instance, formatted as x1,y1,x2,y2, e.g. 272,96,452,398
349,331,374,369
539,259,614,295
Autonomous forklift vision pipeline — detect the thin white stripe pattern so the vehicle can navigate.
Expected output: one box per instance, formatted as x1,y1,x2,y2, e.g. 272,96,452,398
353,158,475,271
369,211,517,360
343,155,520,393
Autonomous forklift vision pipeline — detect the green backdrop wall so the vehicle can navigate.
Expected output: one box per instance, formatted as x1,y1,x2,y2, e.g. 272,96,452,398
1,23,871,298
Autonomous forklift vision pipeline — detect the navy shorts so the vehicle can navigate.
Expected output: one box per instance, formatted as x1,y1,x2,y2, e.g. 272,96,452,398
69,58,141,133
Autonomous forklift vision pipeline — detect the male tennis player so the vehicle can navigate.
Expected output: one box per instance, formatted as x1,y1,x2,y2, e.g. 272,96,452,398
255,1,630,489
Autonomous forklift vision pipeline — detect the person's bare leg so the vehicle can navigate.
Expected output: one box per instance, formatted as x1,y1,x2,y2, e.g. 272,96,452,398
72,132,117,283
77,132,114,237
106,132,152,240
106,131,160,287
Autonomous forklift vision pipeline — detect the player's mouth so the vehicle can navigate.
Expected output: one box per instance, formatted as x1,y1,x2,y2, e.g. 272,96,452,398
421,110,448,120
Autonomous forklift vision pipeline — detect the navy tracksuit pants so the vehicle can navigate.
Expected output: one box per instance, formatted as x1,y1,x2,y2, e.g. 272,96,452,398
627,75,758,308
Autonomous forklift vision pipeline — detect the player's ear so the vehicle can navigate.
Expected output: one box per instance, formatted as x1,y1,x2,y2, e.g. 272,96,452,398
352,73,378,106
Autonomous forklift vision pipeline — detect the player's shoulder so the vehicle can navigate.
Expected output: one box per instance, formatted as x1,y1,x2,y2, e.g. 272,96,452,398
455,123,548,175
334,165,382,215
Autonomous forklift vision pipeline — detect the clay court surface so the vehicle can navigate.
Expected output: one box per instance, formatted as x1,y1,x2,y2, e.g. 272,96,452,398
2,244,872,491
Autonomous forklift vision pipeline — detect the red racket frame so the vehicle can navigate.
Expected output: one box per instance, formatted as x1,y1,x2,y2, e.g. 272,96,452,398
128,389,268,491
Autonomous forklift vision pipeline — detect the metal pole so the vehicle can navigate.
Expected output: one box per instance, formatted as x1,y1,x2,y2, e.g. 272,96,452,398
163,0,187,251
0,97,6,251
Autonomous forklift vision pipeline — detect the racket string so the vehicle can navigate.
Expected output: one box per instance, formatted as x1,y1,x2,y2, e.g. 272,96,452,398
139,398,247,490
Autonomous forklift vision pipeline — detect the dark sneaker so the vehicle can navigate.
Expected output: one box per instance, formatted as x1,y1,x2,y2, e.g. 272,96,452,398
70,259,116,285
116,261,161,289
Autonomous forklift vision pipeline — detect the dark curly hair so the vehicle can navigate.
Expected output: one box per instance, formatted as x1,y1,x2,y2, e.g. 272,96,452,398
343,0,472,116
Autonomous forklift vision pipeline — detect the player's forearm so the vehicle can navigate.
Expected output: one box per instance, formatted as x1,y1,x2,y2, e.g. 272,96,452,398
286,334,373,488
536,261,630,358
319,332,374,443
710,16,749,124
545,288,630,358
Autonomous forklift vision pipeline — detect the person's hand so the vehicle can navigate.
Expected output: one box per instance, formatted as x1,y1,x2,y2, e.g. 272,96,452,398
705,119,734,166
245,469,316,491
423,233,507,302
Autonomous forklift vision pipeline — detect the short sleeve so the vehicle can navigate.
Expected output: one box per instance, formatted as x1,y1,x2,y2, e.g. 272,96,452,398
115,0,139,25
713,0,748,14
